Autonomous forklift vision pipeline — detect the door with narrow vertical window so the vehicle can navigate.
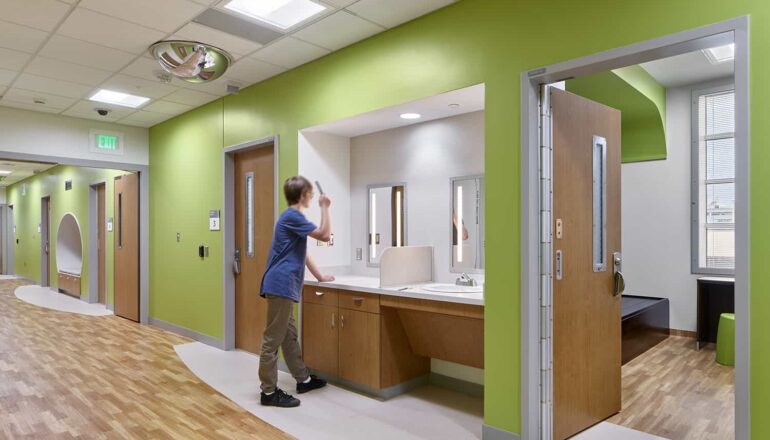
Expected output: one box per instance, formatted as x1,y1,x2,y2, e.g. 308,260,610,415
114,173,139,322
551,88,623,439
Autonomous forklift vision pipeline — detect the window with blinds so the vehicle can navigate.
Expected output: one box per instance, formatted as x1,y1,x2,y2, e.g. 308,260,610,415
693,87,735,274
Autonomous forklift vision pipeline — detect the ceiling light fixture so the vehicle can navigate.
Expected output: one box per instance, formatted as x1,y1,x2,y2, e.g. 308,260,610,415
150,40,233,84
400,113,422,120
703,43,735,64
223,0,326,30
89,89,150,108
0,171,11,176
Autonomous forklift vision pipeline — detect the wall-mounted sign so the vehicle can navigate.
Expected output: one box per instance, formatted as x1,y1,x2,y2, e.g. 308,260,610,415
89,129,124,155
64,179,72,191
209,210,221,231
107,217,113,232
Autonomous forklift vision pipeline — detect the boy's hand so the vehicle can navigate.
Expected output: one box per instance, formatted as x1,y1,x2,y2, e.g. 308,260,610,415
319,194,332,208
317,274,335,282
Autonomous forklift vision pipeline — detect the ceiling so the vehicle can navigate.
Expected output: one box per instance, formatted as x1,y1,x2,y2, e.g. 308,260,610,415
304,83,484,137
641,48,734,88
0,0,458,128
0,160,56,187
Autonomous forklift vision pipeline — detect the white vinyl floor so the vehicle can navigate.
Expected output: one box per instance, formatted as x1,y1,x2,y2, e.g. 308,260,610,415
574,422,669,440
14,285,113,316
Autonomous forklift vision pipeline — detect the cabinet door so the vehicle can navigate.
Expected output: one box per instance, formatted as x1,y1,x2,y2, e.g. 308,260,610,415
339,309,380,388
302,302,338,376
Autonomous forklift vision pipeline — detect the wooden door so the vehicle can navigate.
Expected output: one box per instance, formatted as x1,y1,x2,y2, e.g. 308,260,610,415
97,184,106,304
338,309,380,388
551,88,622,439
114,173,139,322
41,196,50,286
234,146,274,354
302,302,339,375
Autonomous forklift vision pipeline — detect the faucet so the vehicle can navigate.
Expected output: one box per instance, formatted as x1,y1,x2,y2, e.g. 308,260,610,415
455,273,477,286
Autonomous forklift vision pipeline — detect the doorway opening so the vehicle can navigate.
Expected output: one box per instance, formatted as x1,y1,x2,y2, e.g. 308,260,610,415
89,182,107,305
521,18,748,440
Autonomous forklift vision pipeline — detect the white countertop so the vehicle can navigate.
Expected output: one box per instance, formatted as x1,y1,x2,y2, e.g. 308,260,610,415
304,275,484,306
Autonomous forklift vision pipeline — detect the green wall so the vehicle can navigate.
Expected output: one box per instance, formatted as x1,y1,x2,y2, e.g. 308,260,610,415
8,166,126,304
149,0,770,436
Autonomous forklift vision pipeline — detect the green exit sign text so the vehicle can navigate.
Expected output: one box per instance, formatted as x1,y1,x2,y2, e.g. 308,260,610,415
97,134,118,150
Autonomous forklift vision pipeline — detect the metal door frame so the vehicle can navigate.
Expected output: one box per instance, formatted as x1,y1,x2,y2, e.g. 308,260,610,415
520,17,749,439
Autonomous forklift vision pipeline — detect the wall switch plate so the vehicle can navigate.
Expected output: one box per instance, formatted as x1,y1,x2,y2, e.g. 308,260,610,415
176,232,181,242
316,239,324,246
356,248,363,261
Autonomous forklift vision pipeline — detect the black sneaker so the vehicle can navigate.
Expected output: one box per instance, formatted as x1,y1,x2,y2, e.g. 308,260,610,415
260,389,300,408
296,375,327,394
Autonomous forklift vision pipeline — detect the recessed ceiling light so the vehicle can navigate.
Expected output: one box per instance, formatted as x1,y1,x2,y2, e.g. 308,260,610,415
89,89,150,108
223,0,326,30
703,43,735,64
0,171,11,176
400,113,422,120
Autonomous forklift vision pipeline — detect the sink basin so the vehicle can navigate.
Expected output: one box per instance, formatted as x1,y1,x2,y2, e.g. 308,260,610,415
422,283,483,294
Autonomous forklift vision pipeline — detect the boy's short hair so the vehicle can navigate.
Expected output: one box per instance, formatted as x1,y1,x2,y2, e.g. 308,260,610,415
284,176,312,205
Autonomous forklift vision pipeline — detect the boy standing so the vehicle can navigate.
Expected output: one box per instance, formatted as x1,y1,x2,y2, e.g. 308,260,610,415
259,176,335,408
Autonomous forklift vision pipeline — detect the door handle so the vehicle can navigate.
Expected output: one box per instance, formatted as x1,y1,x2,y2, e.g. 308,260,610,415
340,314,345,329
331,312,336,328
613,252,624,297
233,246,241,276
44,241,49,254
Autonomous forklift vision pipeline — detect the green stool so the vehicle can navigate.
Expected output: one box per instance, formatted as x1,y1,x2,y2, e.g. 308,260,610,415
716,313,735,366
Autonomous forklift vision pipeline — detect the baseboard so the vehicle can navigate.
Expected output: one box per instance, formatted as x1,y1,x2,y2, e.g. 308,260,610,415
310,370,428,400
106,303,114,311
670,328,697,338
149,317,225,349
429,372,484,397
482,424,521,440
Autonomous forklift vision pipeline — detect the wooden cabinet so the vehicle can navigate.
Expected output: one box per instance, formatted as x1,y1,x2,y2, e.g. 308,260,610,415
57,272,81,297
302,302,339,376
338,309,380,388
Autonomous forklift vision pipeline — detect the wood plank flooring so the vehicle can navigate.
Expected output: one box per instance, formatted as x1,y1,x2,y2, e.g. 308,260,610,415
607,336,734,440
0,279,292,440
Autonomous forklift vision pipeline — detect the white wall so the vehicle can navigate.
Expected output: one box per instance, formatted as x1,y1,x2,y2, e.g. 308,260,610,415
621,78,732,332
298,131,352,269
350,111,485,283
0,107,149,165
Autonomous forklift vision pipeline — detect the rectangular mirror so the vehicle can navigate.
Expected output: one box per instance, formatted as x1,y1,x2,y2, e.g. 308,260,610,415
368,183,406,266
451,175,484,272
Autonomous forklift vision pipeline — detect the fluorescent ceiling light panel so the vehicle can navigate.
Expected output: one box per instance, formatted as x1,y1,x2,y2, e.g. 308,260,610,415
89,89,150,108
224,0,326,30
400,113,421,120
0,171,11,176
703,43,735,64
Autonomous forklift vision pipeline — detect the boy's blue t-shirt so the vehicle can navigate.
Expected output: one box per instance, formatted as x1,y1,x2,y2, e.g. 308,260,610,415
260,208,317,302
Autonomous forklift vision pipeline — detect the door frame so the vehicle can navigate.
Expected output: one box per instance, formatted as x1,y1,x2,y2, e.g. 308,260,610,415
222,135,280,350
88,180,107,304
0,152,149,323
40,195,51,287
4,204,13,275
520,17,749,440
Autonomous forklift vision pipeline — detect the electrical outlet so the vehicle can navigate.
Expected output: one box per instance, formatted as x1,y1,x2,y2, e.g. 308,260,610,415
356,248,363,261
176,232,181,242
316,239,324,246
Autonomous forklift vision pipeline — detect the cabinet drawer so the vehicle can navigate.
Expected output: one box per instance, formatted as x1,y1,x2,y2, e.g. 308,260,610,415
303,286,338,307
338,291,380,314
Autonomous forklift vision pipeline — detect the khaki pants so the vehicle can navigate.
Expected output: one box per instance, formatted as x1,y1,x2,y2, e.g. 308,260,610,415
259,295,309,393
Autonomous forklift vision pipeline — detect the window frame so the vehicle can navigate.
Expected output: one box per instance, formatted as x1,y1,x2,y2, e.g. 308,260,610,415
691,84,735,276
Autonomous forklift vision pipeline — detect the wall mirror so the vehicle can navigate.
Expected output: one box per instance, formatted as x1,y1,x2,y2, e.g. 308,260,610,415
367,183,406,266
451,175,484,272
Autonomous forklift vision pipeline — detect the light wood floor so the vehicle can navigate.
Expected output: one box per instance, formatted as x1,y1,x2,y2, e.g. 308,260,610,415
0,279,292,440
607,335,735,440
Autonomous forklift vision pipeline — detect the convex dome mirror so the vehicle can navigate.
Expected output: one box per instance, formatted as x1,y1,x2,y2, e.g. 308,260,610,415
150,40,233,83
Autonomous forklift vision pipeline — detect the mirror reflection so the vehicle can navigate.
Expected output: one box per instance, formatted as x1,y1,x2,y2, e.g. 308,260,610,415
451,176,484,272
368,184,406,265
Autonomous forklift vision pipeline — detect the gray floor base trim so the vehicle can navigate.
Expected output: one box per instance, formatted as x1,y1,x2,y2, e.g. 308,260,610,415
149,318,225,349
482,424,521,440
106,303,114,311
429,373,484,397
311,371,429,400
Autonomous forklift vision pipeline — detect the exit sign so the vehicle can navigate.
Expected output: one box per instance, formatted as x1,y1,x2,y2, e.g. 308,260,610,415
90,129,124,155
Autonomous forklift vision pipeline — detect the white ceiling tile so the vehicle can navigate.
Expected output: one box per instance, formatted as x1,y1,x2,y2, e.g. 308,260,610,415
347,0,455,28
141,100,194,115
163,88,220,106
293,11,383,51
0,101,62,114
99,74,179,99
39,36,136,71
0,0,72,31
1,87,77,110
178,77,231,96
0,47,32,71
57,8,165,54
79,0,206,33
0,86,6,96
66,100,138,119
0,20,50,53
225,58,285,84
251,37,329,69
24,57,114,87
175,22,262,57
118,110,172,127
14,73,92,99
0,69,17,86
323,0,359,7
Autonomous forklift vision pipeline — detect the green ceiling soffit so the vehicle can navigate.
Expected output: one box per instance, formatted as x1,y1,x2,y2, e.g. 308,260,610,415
566,65,667,163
